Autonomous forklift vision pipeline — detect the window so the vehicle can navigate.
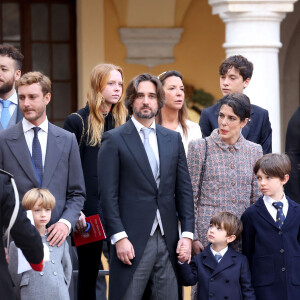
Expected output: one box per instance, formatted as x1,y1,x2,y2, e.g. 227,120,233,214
0,0,77,127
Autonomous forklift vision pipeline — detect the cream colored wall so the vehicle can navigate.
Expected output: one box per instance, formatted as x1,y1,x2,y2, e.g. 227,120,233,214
77,0,105,108
77,0,225,108
105,0,225,100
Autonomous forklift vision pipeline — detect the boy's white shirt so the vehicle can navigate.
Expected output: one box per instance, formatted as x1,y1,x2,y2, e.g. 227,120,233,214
17,210,49,274
263,194,288,222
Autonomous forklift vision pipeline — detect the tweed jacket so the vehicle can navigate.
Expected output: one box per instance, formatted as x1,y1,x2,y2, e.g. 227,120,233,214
9,235,72,300
187,129,262,244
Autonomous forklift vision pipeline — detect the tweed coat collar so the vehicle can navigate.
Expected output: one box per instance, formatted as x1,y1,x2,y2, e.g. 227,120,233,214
210,128,245,151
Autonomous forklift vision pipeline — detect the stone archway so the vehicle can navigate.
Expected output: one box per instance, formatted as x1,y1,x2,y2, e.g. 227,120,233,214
280,0,300,151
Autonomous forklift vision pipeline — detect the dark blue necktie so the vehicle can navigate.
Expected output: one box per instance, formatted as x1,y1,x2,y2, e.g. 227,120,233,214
272,202,285,229
32,127,43,185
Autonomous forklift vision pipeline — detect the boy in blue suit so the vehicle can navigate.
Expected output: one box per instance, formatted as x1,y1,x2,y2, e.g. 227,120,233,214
242,153,300,300
178,212,255,300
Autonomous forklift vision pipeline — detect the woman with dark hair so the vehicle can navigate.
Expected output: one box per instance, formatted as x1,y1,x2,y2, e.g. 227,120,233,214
188,93,262,298
157,70,201,154
189,93,262,251
64,63,127,300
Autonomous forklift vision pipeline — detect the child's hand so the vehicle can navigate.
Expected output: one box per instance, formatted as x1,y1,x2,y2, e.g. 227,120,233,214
178,245,188,264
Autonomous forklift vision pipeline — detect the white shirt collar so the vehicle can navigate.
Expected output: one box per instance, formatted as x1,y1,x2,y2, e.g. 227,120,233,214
263,194,288,207
1,90,18,105
210,245,228,257
131,115,156,132
22,117,49,134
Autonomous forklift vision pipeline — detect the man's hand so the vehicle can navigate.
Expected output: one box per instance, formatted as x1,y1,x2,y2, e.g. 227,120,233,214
176,237,192,263
192,240,204,255
75,211,87,234
116,238,135,265
47,222,69,247
177,245,188,264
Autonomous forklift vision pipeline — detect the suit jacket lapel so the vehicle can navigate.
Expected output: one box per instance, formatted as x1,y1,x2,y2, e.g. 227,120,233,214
212,247,235,276
255,197,278,229
282,196,297,229
6,122,39,186
121,120,157,191
43,123,65,187
202,246,218,271
156,125,172,191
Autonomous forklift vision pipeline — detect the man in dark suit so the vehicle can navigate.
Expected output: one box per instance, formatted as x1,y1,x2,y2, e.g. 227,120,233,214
285,106,300,203
0,45,24,131
0,71,85,247
98,73,194,300
200,55,272,154
0,169,44,300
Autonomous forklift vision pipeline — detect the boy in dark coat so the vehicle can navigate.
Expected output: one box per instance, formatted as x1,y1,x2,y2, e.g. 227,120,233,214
242,153,300,300
178,212,255,300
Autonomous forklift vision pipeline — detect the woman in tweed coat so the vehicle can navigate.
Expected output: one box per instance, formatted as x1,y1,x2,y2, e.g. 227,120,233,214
188,93,263,254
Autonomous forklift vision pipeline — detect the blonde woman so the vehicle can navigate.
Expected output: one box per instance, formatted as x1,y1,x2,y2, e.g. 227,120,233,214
64,63,127,300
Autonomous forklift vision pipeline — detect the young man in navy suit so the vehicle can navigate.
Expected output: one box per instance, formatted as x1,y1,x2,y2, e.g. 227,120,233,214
199,55,272,154
178,211,255,300
242,153,300,300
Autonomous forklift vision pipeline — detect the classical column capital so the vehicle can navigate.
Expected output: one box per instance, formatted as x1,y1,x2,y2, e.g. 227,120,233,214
119,28,183,69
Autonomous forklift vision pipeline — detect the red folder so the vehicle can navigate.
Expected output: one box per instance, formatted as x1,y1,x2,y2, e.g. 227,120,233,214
73,214,106,247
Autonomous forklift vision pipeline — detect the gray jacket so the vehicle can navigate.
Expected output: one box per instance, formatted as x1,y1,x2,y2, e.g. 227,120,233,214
8,235,72,300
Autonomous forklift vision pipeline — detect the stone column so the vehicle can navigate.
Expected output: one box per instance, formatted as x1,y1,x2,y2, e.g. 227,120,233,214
209,0,298,153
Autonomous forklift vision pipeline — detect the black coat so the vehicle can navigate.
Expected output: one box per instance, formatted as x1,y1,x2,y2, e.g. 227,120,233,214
0,170,43,300
199,101,272,154
64,103,115,218
285,107,300,203
97,119,194,300
178,245,256,300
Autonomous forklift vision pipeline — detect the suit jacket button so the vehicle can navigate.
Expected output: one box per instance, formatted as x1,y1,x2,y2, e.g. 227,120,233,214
210,277,214,281
281,267,286,272
53,271,57,276
40,272,44,276
280,249,284,253
278,231,282,235
51,259,55,264
209,293,214,297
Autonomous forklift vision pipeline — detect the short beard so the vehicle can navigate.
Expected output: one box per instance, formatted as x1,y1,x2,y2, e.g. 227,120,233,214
0,80,14,96
133,106,157,120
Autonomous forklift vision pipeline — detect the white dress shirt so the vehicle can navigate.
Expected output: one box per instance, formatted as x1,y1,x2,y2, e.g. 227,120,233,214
111,116,193,244
263,194,289,222
22,117,71,232
0,90,18,117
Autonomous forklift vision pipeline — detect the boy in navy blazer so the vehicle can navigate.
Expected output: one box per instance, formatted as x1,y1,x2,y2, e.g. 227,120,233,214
178,212,255,300
242,153,300,300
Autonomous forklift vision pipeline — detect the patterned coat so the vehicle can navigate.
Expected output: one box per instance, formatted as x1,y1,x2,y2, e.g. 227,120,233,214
187,129,263,245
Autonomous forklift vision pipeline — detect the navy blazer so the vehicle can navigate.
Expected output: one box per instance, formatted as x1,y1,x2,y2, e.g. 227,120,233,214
178,245,256,300
199,101,272,154
242,196,300,300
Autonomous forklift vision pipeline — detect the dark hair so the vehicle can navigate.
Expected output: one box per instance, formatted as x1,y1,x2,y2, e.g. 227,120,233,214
125,73,165,115
254,153,291,180
156,70,188,138
0,44,24,70
219,93,251,121
219,55,253,81
210,211,243,240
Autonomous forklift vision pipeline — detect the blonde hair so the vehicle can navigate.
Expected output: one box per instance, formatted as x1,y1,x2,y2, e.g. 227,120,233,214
22,188,56,210
87,63,127,146
16,71,51,95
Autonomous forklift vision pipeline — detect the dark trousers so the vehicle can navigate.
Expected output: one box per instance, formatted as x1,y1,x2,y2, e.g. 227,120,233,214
77,240,106,300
